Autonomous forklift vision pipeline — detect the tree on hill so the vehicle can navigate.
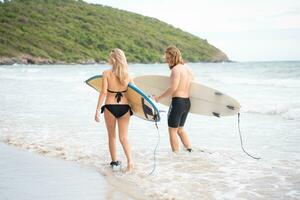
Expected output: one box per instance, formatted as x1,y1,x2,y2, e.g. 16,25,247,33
0,0,228,64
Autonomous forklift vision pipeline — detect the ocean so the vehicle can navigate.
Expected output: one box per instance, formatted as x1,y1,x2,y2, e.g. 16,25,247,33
0,61,299,199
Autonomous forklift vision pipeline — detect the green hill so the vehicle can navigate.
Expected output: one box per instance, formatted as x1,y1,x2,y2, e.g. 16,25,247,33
0,0,228,64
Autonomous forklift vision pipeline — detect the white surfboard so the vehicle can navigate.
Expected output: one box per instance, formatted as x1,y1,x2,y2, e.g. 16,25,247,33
86,75,160,122
134,75,241,117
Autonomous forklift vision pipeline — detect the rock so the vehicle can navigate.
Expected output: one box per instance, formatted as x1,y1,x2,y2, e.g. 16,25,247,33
18,58,28,64
21,55,53,64
0,57,15,65
85,59,96,64
211,51,229,62
98,60,106,64
54,60,66,64
77,59,96,64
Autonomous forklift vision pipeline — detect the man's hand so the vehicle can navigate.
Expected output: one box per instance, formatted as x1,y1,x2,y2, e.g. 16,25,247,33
152,95,159,103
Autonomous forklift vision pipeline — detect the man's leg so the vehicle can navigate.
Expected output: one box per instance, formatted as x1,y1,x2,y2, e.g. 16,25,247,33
177,101,191,151
168,127,179,152
177,127,191,150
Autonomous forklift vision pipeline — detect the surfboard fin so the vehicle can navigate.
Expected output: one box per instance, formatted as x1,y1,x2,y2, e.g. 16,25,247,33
141,98,153,120
215,91,223,96
212,112,220,117
153,113,160,122
227,105,235,110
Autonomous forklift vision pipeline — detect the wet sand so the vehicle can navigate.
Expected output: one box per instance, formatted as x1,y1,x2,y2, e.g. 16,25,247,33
0,143,133,200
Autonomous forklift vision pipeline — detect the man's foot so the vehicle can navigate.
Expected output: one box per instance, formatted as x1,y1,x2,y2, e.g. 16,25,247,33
186,148,193,153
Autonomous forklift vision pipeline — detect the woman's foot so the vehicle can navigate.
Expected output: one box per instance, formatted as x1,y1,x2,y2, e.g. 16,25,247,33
110,160,121,167
124,162,134,173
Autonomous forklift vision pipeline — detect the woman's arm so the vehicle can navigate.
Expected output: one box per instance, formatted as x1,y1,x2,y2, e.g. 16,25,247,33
95,71,108,122
129,76,135,85
155,68,180,102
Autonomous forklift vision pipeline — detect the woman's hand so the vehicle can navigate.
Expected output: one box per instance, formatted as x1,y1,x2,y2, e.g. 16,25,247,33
95,110,100,122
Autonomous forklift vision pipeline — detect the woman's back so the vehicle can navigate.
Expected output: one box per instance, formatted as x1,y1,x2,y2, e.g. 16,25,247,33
105,70,130,104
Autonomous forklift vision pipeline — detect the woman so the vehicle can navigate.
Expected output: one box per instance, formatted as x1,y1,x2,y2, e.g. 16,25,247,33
154,46,193,152
94,48,134,172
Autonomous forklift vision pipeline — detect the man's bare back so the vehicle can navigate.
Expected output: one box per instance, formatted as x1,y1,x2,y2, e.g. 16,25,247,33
171,64,193,98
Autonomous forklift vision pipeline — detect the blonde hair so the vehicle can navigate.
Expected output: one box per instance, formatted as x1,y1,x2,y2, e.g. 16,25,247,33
165,46,184,69
109,48,128,84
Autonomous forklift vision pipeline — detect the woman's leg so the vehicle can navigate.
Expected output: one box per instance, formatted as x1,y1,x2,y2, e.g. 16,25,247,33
104,109,117,162
117,112,133,171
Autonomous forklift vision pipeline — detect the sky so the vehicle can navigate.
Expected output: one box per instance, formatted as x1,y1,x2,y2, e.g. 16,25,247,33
84,0,300,61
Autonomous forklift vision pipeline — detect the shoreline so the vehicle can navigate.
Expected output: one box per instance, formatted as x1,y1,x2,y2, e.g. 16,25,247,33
0,56,231,66
0,56,106,65
0,142,134,200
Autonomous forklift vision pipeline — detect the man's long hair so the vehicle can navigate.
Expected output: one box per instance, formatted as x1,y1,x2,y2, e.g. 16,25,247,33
165,46,184,69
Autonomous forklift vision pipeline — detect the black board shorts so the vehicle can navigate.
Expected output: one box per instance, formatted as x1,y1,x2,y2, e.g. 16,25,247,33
168,97,191,128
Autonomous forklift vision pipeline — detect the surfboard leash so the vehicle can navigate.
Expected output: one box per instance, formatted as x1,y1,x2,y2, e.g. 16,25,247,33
238,113,261,160
148,120,160,176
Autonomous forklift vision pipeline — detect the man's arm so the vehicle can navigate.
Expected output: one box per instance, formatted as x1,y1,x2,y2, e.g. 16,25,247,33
156,68,180,102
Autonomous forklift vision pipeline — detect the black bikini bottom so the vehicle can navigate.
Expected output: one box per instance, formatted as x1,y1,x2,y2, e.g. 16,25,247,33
101,104,133,118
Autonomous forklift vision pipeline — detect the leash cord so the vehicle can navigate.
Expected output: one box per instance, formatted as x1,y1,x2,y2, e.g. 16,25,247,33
148,121,160,175
238,113,261,160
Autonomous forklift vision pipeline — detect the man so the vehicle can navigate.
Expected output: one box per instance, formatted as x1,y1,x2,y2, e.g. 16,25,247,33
154,46,193,152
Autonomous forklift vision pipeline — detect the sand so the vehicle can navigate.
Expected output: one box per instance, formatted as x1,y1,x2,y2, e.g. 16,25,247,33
0,143,134,200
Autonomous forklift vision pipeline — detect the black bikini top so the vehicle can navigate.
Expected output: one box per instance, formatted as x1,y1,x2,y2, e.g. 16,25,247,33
107,88,127,103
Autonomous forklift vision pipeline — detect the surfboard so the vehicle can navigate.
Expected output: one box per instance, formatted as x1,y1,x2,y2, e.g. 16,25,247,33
133,75,241,117
85,75,160,122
